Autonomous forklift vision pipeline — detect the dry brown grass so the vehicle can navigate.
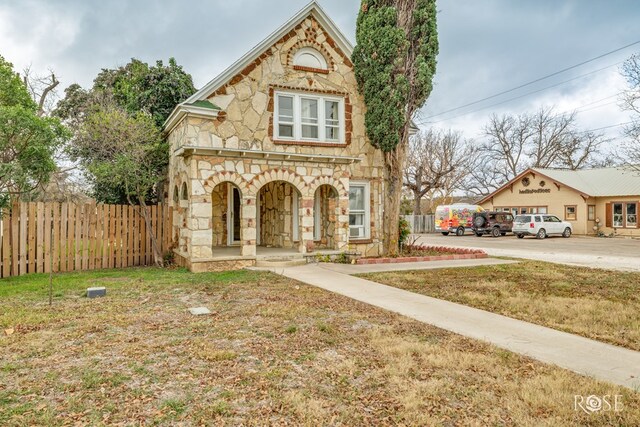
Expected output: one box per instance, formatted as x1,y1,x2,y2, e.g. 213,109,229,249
361,260,640,351
0,267,638,425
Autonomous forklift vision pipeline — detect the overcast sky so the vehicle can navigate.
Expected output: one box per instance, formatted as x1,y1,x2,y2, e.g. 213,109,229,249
1,0,638,146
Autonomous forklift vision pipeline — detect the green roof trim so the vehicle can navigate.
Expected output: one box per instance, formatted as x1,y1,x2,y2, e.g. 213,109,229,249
188,100,220,110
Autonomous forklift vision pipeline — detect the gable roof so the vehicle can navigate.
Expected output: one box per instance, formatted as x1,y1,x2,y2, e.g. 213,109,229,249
531,166,640,197
184,1,353,105
478,166,640,204
163,1,353,133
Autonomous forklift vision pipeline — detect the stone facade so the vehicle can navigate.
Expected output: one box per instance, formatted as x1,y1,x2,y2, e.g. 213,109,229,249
167,7,386,270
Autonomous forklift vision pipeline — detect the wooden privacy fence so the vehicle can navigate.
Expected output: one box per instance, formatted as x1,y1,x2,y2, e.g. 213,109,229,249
0,202,173,278
402,214,435,234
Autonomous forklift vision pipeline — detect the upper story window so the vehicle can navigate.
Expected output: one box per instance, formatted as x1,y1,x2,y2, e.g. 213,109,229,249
274,90,344,143
293,47,327,70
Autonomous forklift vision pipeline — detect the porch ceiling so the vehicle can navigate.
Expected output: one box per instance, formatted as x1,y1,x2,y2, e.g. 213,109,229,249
176,146,362,164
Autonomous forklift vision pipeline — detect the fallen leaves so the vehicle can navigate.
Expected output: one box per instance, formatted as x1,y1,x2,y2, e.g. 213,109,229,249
0,269,639,426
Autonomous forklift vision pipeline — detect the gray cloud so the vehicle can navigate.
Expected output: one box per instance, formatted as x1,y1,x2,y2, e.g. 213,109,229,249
1,0,638,142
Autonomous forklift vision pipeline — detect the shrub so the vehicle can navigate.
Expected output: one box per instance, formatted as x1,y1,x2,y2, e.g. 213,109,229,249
398,217,411,250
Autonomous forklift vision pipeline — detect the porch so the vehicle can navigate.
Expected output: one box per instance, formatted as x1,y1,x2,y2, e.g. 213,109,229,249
208,180,344,258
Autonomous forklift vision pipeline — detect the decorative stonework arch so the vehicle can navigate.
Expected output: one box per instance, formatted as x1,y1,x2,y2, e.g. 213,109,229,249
247,168,307,196
307,176,347,198
287,39,334,72
202,171,249,195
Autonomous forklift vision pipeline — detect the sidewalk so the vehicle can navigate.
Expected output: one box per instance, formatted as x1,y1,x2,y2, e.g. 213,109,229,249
256,262,640,389
321,257,517,274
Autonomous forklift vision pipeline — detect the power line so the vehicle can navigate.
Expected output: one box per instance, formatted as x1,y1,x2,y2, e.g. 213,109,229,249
573,93,622,111
553,93,623,116
423,39,640,120
421,62,623,124
573,100,619,115
584,121,633,132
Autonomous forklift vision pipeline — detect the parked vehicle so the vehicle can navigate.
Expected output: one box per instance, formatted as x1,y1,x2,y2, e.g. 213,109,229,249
512,214,572,239
472,211,514,237
434,204,484,236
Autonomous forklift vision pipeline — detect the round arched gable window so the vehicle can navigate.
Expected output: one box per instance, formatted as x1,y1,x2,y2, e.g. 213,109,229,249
293,47,328,70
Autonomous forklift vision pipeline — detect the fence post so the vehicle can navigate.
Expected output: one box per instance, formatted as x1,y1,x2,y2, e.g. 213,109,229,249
1,208,10,278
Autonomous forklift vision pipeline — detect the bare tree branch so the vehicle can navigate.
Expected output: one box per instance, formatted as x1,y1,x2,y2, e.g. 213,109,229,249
621,53,640,173
403,129,470,214
22,66,60,116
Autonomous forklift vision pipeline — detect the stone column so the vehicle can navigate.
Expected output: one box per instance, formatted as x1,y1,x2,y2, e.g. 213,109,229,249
300,196,315,253
241,195,257,257
189,197,213,260
336,195,350,251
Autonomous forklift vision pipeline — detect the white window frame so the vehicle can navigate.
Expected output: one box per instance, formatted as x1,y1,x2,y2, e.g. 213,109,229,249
626,202,637,228
613,203,624,228
274,90,345,144
349,181,371,240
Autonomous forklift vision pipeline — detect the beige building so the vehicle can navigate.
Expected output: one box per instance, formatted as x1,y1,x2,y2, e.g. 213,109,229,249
164,2,386,271
479,167,640,237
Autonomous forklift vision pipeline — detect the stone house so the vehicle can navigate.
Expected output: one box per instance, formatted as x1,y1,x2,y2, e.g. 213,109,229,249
165,1,387,271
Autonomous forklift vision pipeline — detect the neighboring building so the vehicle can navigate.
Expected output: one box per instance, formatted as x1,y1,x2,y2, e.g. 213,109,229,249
478,166,640,236
165,2,385,271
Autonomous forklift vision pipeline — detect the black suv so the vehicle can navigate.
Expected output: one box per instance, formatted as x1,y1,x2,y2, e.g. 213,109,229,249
472,211,514,237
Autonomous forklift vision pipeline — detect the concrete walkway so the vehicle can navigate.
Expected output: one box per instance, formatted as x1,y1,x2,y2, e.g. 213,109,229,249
256,262,640,389
321,257,517,274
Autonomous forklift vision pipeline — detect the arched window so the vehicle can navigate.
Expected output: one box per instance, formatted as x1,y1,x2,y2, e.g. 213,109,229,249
293,47,327,70
181,182,188,200
173,185,179,203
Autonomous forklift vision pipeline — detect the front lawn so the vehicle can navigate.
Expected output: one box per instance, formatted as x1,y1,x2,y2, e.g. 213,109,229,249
360,260,640,351
0,267,638,425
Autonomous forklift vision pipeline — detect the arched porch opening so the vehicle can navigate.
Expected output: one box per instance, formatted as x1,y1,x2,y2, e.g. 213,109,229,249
313,184,339,250
211,182,243,256
257,180,302,252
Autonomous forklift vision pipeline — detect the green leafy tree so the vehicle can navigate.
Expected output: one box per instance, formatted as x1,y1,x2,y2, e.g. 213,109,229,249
55,57,196,204
73,102,167,265
0,55,68,208
353,0,438,255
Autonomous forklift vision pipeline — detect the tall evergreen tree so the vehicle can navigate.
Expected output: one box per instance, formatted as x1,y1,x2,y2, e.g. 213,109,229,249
353,0,438,255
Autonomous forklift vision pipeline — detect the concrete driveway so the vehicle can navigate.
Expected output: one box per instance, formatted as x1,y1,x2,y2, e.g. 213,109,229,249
415,233,640,272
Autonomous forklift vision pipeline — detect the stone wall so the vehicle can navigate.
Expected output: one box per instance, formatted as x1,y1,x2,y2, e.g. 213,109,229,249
315,184,337,249
259,181,298,248
211,183,228,246
167,120,192,257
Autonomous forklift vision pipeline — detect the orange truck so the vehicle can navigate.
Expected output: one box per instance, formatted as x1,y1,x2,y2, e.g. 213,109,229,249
434,204,484,236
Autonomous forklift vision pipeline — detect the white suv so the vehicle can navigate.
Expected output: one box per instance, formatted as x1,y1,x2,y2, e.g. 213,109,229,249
513,214,572,239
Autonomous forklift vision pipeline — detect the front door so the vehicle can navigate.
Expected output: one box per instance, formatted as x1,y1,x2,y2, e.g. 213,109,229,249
227,184,241,245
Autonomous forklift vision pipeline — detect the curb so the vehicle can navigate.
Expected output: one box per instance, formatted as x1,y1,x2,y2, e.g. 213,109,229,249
356,246,488,265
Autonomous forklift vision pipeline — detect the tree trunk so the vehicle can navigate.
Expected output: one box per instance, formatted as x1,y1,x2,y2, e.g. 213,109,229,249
382,138,408,256
138,197,164,267
413,190,422,215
